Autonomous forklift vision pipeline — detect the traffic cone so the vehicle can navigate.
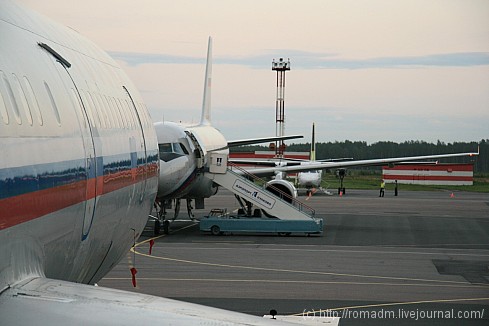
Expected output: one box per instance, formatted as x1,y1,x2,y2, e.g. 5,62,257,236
450,192,455,198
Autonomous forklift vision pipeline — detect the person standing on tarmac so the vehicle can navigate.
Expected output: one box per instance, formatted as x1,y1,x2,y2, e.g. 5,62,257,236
379,179,385,197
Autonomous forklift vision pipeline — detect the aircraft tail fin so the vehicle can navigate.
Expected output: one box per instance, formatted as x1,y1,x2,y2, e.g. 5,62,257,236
200,37,212,126
310,123,316,161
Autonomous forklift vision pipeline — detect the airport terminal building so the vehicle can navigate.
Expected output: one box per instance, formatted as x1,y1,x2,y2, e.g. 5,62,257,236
382,163,474,185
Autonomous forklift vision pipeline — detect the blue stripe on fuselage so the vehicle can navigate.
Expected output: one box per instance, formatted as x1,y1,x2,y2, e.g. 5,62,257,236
0,150,158,201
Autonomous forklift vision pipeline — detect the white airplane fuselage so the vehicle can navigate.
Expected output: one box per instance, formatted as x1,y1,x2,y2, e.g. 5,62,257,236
155,121,228,200
297,169,322,189
0,1,159,288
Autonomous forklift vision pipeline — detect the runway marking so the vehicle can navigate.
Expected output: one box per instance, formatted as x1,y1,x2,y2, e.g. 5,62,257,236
101,277,488,289
144,245,489,258
136,222,198,246
132,226,489,287
290,297,489,317
131,248,489,287
191,241,255,244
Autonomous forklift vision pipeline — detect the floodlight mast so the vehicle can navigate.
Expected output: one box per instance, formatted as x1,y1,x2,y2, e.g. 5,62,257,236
272,57,290,158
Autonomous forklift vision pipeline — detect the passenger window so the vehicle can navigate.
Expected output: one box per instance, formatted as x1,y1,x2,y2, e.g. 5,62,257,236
44,82,61,126
23,77,43,126
1,71,21,124
86,91,102,128
79,90,95,127
116,99,127,129
12,74,33,126
70,89,87,129
114,98,127,128
106,96,120,129
0,86,9,124
124,99,135,129
93,93,108,129
114,97,126,128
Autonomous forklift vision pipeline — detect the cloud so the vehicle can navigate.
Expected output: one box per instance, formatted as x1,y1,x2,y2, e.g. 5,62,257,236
109,50,489,69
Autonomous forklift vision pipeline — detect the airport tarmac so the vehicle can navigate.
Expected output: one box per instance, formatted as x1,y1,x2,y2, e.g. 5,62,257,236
99,189,489,325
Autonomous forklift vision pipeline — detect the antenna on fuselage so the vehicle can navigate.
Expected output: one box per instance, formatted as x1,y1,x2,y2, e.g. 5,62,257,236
200,36,212,126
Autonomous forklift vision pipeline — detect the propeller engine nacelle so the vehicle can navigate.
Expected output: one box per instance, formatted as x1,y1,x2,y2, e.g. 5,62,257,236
264,179,298,204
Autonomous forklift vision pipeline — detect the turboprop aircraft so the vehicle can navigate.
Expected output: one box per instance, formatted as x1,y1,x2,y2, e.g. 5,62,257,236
0,2,300,324
296,123,325,196
153,37,302,229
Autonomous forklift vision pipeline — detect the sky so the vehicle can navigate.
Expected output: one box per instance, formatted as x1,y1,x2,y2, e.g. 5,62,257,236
19,0,489,144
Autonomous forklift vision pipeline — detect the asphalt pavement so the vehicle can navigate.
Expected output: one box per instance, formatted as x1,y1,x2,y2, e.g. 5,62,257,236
99,189,489,325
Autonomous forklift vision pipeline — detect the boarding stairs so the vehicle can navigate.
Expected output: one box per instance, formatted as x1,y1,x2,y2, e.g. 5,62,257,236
205,154,315,221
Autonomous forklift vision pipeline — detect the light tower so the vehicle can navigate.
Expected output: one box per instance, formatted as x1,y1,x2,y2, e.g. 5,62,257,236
272,57,290,158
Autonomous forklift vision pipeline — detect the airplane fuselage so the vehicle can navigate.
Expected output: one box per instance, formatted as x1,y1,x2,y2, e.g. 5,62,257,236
154,121,227,201
297,170,322,189
0,1,159,289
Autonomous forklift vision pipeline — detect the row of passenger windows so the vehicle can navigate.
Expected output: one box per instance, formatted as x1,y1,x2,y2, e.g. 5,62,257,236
0,69,153,130
72,88,151,130
0,70,52,126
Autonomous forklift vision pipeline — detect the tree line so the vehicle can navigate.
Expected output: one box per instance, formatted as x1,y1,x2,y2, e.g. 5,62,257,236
231,139,489,173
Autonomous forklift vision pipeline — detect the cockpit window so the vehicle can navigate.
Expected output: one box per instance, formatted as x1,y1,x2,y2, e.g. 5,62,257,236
178,143,189,155
159,143,172,153
159,142,189,161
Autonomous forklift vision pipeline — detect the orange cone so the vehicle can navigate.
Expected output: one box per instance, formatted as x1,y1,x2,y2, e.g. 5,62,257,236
450,192,455,198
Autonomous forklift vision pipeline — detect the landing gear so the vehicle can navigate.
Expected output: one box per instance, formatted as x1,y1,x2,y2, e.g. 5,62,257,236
163,220,170,235
154,219,161,236
337,168,346,195
153,199,170,235
186,199,196,220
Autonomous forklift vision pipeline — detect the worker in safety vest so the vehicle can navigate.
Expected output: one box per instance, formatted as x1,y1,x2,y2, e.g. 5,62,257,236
379,179,385,197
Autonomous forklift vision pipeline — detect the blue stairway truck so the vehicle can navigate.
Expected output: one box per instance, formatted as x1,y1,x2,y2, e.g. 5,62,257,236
199,210,323,236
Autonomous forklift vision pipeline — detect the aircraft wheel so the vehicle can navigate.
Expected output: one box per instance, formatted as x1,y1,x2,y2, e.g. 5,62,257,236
163,220,170,235
211,225,221,236
154,220,161,236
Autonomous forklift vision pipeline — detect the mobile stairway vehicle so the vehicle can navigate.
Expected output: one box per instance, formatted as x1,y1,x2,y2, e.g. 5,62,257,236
199,155,323,236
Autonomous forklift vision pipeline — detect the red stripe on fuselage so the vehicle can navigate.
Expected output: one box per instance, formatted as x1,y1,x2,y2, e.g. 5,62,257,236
0,163,158,230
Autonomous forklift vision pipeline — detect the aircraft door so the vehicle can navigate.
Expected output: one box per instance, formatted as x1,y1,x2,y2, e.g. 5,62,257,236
70,89,97,240
38,42,97,241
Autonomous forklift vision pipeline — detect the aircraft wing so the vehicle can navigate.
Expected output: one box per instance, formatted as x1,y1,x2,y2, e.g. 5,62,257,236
230,158,303,166
227,135,303,148
238,150,479,177
229,157,354,166
0,277,297,325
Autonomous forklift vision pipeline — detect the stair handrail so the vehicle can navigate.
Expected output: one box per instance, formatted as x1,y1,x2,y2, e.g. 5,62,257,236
227,162,315,218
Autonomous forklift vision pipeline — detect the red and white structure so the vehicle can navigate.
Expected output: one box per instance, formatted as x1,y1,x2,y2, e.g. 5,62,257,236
383,163,474,186
272,58,290,158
